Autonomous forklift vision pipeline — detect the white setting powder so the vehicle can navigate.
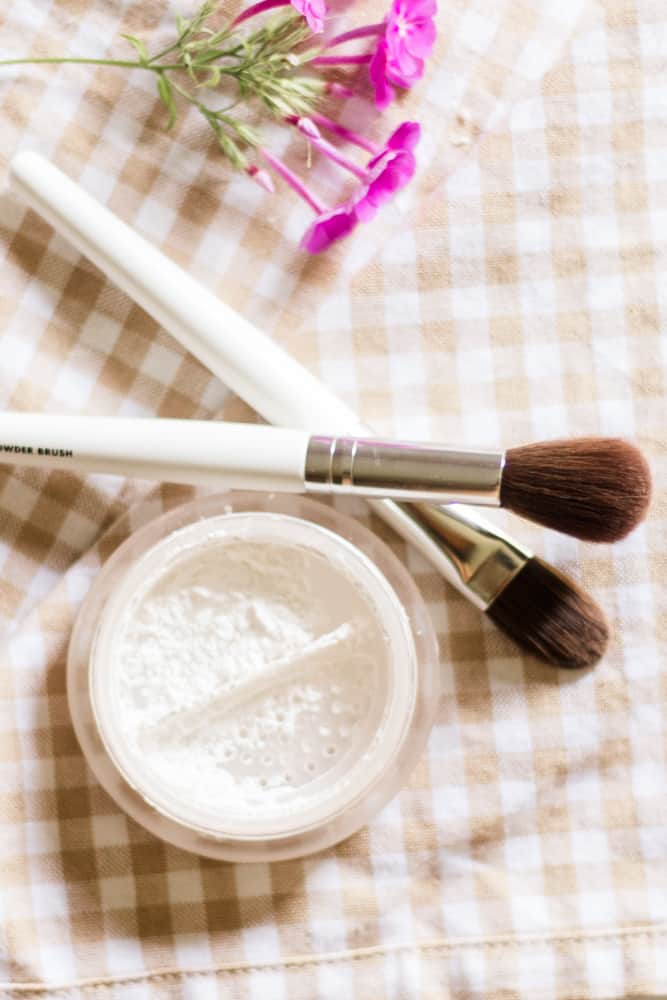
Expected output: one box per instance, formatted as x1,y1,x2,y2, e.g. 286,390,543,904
91,512,417,840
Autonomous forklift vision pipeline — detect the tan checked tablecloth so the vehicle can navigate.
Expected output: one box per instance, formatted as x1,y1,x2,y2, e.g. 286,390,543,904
1,1,666,997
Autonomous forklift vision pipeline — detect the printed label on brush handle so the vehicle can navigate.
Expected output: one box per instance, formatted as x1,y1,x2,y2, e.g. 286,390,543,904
0,443,74,457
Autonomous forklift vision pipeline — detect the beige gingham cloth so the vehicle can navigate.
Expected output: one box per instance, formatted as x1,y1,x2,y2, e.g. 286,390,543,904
1,0,666,997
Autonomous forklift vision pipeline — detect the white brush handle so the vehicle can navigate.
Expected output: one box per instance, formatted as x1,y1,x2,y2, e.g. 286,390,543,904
0,413,309,490
0,412,504,502
10,152,361,434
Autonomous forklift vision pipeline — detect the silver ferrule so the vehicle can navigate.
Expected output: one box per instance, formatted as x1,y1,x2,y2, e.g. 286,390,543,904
304,435,504,505
373,500,531,610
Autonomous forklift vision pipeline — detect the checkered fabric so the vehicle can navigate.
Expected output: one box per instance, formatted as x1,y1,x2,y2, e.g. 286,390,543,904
1,0,666,997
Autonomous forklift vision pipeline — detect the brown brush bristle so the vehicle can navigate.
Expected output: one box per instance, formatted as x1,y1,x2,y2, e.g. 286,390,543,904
501,437,651,542
487,557,609,669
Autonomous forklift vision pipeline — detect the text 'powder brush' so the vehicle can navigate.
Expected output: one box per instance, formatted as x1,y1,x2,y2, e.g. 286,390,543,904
8,151,610,668
0,413,651,542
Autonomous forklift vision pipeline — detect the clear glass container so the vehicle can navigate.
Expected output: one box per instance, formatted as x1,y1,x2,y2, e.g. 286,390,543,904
68,493,440,862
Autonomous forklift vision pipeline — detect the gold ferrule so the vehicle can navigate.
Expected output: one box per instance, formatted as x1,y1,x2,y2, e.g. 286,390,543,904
304,436,504,505
370,500,532,610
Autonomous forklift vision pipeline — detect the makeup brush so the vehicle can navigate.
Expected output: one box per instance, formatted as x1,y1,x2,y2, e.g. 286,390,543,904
502,436,650,542
8,151,610,668
399,502,609,670
0,414,650,542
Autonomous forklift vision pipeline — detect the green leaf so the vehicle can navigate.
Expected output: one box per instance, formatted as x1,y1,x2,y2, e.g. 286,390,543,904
156,75,177,130
121,33,149,63
183,51,197,82
200,65,222,89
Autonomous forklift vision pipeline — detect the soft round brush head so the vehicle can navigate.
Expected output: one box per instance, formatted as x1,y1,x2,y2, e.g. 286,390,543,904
487,557,609,669
501,437,651,542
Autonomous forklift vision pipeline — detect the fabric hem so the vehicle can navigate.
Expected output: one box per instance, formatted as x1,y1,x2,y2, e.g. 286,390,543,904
2,923,666,995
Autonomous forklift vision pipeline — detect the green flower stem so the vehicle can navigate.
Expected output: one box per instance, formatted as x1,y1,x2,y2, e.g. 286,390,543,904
0,55,246,77
0,56,148,70
193,47,245,65
147,35,189,65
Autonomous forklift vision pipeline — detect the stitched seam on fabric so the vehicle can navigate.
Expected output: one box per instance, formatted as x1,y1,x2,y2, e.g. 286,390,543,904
2,925,666,995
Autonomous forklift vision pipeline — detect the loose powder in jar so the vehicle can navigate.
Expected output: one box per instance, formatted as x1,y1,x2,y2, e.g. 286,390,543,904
90,511,420,845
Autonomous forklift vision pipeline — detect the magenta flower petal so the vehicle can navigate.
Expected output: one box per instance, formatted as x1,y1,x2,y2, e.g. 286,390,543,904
301,201,358,253
385,35,423,83
411,0,437,18
404,18,437,57
292,0,327,32
386,121,421,152
356,150,416,220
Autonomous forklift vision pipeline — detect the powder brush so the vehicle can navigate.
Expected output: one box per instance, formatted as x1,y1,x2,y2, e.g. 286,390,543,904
0,415,650,543
9,151,612,668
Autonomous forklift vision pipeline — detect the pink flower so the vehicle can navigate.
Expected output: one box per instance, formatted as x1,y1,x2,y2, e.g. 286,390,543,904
385,0,436,80
259,144,358,254
300,201,358,253
355,122,420,220
288,117,421,227
291,0,327,32
355,149,416,220
370,0,437,108
265,120,420,253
